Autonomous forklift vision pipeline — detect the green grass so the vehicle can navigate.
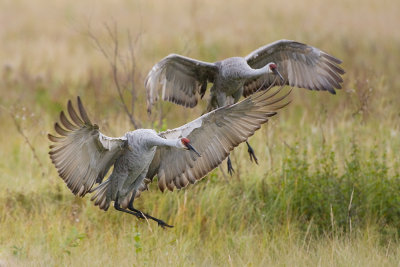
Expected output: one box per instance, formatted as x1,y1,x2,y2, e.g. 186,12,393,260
2,142,400,266
1,0,400,265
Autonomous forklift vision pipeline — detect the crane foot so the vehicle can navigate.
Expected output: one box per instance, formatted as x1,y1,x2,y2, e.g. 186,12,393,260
227,156,235,176
114,201,173,228
246,141,258,165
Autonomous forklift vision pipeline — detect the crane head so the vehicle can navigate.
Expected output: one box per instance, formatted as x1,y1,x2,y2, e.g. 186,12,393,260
181,138,201,157
268,62,284,82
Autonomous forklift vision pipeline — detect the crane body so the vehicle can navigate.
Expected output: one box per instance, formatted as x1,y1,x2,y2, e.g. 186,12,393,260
146,39,344,112
145,39,345,172
208,57,277,110
49,86,290,227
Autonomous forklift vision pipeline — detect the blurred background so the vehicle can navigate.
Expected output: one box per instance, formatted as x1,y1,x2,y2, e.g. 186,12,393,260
1,0,400,265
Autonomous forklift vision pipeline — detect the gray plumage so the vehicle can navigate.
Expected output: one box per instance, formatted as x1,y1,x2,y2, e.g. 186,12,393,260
48,86,290,226
145,39,345,113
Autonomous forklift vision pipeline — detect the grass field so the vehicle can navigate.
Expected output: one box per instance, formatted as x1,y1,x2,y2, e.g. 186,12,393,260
1,0,400,266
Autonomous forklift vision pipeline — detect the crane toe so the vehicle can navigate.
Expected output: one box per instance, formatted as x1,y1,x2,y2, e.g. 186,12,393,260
227,156,235,176
246,141,259,165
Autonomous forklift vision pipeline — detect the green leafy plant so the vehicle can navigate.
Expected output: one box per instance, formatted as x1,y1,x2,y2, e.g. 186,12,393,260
62,227,87,255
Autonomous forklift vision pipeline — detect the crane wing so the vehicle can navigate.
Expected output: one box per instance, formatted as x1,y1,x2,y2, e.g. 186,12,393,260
243,39,345,97
145,54,218,113
146,85,291,192
48,97,128,197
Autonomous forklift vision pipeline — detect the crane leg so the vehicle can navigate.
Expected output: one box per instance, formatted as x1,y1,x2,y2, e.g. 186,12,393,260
114,199,173,228
114,201,145,218
227,156,234,176
127,197,173,228
246,141,258,164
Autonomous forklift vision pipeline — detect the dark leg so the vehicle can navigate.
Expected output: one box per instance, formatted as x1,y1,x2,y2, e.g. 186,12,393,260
114,198,173,228
114,201,145,218
227,156,234,176
246,141,258,164
127,197,173,228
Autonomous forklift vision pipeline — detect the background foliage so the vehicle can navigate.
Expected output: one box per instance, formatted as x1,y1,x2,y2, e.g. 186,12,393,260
1,0,400,265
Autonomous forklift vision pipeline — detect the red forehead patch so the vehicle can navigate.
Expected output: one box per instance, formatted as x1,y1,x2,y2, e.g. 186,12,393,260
269,63,277,70
181,137,190,144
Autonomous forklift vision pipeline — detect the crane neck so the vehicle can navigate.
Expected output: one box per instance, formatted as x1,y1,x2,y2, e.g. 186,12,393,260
244,64,270,79
147,135,180,148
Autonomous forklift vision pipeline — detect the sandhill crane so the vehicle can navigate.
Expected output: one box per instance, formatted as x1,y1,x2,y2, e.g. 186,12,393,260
145,39,345,173
48,86,290,228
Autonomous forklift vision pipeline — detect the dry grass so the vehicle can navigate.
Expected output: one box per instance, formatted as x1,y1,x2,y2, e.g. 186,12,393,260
1,0,400,266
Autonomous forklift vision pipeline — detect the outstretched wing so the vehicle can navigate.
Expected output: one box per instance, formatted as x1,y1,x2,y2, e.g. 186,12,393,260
146,85,291,192
243,39,345,97
48,97,128,197
145,54,218,113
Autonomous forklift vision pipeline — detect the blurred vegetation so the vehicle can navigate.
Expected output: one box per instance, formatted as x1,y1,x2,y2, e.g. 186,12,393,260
1,0,400,265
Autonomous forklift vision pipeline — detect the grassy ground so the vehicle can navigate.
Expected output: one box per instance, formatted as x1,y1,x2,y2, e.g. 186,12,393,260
1,0,400,266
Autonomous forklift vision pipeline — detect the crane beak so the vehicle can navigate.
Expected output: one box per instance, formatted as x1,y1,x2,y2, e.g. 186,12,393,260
186,143,201,157
273,68,284,82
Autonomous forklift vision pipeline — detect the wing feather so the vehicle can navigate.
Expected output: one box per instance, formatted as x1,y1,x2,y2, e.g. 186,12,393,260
54,122,69,136
243,39,345,97
77,96,93,124
60,111,78,130
48,97,128,197
145,54,218,113
146,85,290,192
67,100,84,126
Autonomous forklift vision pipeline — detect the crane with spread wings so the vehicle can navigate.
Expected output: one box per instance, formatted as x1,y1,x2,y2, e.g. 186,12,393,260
48,86,290,227
145,39,345,173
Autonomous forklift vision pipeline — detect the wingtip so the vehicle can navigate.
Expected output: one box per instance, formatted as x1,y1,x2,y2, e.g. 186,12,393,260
48,133,63,143
328,88,337,95
76,96,82,108
77,96,92,125
68,98,87,126
322,52,343,65
54,122,69,136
